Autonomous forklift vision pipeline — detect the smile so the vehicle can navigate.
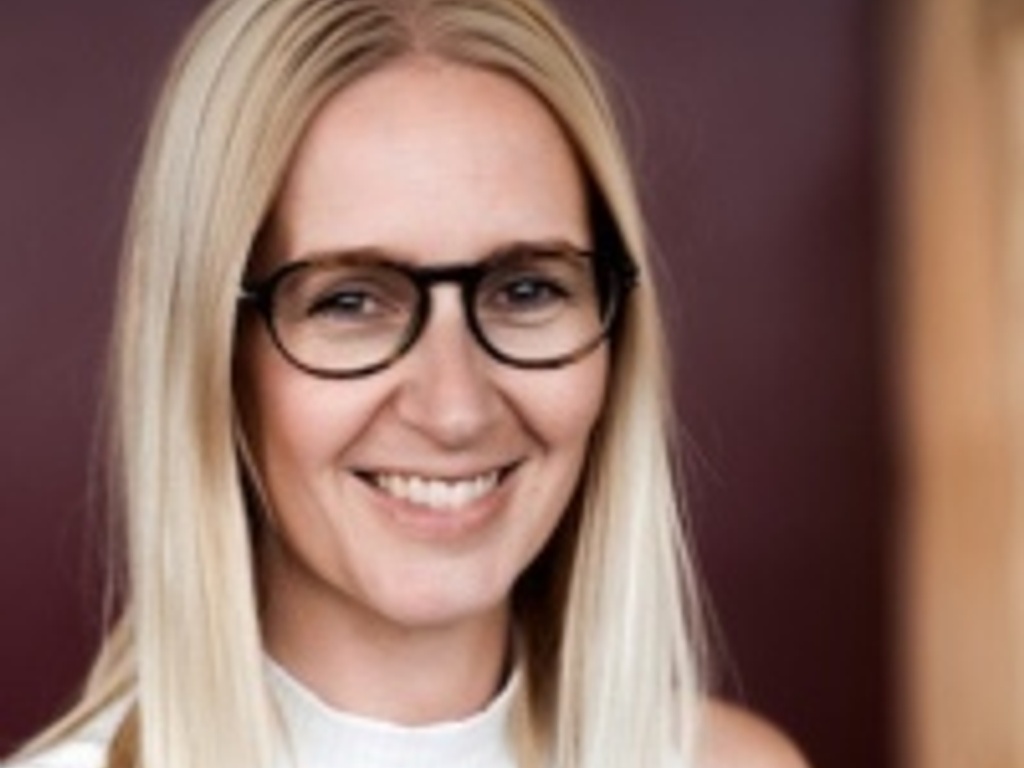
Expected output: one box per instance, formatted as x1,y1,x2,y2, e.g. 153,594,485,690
368,470,502,511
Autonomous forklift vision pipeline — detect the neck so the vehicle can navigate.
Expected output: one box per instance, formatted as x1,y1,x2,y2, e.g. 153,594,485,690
260,543,512,725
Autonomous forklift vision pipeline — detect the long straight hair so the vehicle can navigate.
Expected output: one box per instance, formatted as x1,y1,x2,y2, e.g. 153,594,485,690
14,1,706,766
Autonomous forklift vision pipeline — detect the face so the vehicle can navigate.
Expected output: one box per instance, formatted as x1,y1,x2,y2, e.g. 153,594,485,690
237,60,608,647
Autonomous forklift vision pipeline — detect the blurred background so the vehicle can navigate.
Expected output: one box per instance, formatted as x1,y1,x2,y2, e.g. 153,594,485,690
3,1,1018,767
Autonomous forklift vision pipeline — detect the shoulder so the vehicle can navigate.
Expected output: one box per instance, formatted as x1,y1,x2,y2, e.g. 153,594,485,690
696,698,811,768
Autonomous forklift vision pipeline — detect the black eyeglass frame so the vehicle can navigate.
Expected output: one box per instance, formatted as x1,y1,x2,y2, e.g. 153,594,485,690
238,244,639,379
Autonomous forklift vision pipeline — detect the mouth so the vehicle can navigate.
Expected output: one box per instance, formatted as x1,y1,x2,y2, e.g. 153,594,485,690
358,466,514,511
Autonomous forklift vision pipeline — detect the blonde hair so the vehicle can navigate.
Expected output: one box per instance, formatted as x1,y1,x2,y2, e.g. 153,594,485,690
15,1,706,766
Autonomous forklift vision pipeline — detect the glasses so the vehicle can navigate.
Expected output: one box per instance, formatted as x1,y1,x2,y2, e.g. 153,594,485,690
239,242,637,378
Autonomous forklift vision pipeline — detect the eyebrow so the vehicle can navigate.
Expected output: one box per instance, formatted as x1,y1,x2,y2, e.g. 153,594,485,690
292,237,592,269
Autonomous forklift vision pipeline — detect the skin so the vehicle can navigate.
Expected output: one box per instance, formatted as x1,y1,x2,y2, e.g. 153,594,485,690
237,59,607,725
700,701,812,768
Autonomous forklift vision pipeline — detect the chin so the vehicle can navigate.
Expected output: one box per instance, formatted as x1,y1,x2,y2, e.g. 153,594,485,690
362,569,512,633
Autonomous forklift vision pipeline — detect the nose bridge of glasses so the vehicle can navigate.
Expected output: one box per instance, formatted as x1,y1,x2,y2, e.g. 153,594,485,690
407,260,485,337
413,262,481,295
410,263,482,346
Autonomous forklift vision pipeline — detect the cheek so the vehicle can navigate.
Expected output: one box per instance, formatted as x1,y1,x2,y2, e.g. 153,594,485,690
513,351,608,558
508,348,609,526
236,332,364,493
237,333,299,475
531,348,609,450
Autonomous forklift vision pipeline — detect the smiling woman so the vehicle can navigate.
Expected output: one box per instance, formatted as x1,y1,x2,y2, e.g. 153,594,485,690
5,1,805,767
239,63,611,668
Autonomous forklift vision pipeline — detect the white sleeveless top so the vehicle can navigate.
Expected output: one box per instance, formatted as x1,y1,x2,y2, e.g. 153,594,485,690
268,660,519,768
9,663,519,768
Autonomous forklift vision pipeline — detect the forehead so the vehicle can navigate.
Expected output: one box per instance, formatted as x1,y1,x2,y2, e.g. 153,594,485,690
267,58,588,266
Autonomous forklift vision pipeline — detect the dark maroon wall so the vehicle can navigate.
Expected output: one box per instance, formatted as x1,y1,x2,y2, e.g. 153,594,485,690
0,0,210,747
0,2,892,767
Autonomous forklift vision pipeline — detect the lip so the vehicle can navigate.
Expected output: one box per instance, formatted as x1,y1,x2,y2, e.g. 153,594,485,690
353,462,520,539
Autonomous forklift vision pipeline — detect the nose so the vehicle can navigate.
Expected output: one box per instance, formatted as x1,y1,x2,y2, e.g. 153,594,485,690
392,287,501,447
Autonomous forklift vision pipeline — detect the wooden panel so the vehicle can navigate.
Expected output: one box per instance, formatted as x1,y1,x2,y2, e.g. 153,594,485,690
896,0,1024,765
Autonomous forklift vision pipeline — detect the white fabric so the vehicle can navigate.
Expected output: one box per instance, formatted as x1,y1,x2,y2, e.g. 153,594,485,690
3,703,123,768
7,664,518,768
269,660,518,768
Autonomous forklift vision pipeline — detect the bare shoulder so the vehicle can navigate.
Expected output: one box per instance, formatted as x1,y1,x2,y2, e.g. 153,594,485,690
696,698,811,768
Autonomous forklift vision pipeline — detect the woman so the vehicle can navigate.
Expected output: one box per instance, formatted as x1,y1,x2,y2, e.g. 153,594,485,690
9,0,807,766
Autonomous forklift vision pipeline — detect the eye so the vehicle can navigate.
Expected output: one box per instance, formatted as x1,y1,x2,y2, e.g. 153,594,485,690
491,274,570,309
306,285,394,320
285,264,417,328
478,250,594,319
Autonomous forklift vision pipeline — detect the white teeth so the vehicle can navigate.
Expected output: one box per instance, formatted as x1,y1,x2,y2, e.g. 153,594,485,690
374,471,500,510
